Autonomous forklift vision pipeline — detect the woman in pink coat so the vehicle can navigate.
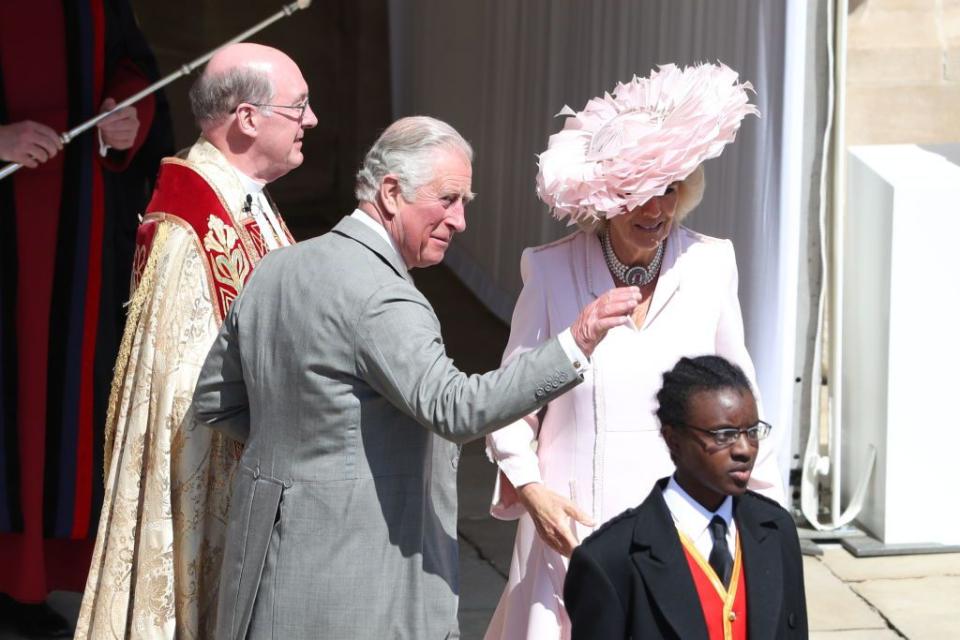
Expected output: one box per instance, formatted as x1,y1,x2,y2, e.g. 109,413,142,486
484,64,786,640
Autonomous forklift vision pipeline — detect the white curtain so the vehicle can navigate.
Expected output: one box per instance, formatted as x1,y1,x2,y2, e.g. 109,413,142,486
389,0,808,481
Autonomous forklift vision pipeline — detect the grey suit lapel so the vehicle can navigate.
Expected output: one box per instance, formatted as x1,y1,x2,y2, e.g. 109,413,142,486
737,495,785,639
630,484,710,640
332,215,413,283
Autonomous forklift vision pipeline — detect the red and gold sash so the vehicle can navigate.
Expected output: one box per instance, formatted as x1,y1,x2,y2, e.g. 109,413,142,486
134,158,275,323
678,532,747,640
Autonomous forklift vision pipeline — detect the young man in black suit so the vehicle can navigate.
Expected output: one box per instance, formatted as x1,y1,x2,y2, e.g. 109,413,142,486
564,355,808,639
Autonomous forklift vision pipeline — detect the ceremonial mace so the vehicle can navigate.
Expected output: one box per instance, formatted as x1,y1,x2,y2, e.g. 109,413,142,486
0,0,312,181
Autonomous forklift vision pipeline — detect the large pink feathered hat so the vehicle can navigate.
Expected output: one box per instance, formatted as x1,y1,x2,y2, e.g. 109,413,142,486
536,62,759,224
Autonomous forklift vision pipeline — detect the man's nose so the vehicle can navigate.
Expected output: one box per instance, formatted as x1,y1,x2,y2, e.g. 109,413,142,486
729,433,755,459
447,202,467,233
301,103,319,129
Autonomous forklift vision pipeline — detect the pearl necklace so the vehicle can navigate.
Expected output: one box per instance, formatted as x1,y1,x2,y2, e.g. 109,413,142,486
600,228,664,287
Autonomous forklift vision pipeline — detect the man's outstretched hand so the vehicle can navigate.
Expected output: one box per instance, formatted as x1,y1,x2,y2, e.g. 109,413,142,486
570,286,641,357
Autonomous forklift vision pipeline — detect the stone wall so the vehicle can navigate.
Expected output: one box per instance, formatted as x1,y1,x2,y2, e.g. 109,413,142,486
847,0,960,144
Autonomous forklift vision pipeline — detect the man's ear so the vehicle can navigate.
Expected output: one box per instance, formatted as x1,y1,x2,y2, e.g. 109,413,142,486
379,175,405,217
662,425,680,463
235,104,259,137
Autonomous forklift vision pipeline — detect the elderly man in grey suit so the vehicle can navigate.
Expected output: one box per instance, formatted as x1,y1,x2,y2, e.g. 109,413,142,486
193,116,641,639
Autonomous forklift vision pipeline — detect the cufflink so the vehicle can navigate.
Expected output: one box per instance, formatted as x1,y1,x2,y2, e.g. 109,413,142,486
451,447,461,469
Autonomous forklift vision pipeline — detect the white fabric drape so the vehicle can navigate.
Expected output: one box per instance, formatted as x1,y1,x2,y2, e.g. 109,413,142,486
389,0,807,480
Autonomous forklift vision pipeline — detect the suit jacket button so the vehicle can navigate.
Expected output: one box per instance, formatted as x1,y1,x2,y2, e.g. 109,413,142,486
728,611,737,622
788,612,797,628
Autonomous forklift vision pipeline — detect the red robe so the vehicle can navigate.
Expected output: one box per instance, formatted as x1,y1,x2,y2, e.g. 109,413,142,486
0,0,166,602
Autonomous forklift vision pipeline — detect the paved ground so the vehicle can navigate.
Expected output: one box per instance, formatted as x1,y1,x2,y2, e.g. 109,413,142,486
2,263,957,638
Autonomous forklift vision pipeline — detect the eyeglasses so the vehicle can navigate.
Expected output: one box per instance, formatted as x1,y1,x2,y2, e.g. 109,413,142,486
243,97,310,122
677,420,772,447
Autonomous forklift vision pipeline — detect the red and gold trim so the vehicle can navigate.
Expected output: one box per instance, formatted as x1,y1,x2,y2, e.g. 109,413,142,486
140,158,265,324
678,530,747,640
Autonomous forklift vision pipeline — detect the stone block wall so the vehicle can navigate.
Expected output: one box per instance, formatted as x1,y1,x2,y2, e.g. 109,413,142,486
847,0,960,144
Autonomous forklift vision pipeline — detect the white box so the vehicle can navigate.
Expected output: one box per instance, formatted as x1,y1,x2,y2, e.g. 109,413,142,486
842,144,960,545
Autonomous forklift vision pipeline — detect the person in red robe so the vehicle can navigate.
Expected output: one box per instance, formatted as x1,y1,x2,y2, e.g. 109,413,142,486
0,0,172,635
564,356,808,640
77,42,313,639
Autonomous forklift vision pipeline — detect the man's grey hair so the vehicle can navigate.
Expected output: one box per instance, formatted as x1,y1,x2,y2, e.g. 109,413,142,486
189,66,275,127
355,116,474,203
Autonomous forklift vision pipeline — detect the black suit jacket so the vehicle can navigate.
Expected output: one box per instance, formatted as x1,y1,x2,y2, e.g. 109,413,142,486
564,479,808,639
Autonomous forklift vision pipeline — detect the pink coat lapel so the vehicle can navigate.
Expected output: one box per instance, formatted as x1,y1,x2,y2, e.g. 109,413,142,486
584,228,683,330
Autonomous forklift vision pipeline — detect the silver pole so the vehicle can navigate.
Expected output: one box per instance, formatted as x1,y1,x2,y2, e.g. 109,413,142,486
0,0,312,181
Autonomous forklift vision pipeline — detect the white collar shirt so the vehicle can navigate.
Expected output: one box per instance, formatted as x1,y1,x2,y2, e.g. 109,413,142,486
349,209,406,269
231,165,289,250
662,475,737,562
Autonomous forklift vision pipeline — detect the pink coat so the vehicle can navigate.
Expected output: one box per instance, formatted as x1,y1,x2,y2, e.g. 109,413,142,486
484,227,784,640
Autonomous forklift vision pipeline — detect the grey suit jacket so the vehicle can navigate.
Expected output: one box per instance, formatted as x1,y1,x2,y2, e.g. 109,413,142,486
193,216,581,640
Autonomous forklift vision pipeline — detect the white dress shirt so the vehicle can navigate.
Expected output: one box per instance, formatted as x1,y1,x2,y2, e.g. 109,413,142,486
663,475,737,562
232,166,290,250
349,209,589,374
350,208,404,263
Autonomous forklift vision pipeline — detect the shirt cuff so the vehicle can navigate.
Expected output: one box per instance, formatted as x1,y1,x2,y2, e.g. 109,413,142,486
557,328,590,375
499,454,543,490
98,129,110,157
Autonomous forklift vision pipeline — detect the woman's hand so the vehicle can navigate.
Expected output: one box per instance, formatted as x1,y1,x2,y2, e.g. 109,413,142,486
517,482,594,557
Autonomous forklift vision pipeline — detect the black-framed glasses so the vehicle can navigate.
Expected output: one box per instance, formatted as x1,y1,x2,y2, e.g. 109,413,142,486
244,97,310,121
677,420,772,447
